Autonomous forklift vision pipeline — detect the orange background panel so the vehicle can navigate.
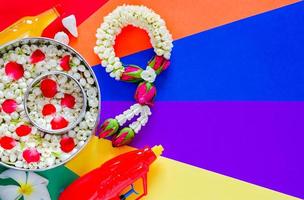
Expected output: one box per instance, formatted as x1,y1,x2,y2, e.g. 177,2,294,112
70,0,299,66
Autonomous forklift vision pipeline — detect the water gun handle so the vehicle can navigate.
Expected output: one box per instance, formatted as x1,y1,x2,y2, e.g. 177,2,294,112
135,173,148,200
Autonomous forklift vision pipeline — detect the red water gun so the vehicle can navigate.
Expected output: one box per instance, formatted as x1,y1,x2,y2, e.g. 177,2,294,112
59,145,164,200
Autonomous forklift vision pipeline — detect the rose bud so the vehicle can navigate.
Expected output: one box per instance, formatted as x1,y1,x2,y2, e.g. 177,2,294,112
134,82,157,106
148,55,170,74
120,65,143,83
98,118,119,138
112,127,135,147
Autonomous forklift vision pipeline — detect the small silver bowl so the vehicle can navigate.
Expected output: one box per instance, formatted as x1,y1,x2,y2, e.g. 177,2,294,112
24,71,87,134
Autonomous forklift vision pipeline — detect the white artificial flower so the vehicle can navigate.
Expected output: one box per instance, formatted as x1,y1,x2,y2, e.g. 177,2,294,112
78,141,85,147
78,65,86,72
72,73,81,80
15,161,23,168
105,65,114,73
141,66,156,83
123,109,135,120
142,105,152,116
9,153,17,162
1,156,9,162
86,88,96,97
16,56,27,65
129,121,141,133
46,45,57,57
87,121,95,129
0,169,51,200
2,76,10,84
115,114,127,126
79,78,86,86
72,57,80,65
87,78,94,85
138,115,149,126
11,112,19,120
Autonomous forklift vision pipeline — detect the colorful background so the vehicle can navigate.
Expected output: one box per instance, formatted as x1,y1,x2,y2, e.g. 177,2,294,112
0,0,304,199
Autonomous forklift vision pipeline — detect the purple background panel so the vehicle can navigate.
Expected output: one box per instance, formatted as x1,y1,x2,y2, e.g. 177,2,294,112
99,101,304,198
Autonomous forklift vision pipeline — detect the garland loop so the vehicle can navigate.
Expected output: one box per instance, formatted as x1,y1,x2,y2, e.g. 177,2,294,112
94,5,173,147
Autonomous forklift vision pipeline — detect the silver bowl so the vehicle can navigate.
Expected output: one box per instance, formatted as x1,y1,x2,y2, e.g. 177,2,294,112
24,71,88,134
0,37,101,171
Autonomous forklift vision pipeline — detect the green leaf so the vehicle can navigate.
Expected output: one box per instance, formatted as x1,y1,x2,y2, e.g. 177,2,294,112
20,141,25,150
51,152,61,158
11,119,20,125
33,135,43,145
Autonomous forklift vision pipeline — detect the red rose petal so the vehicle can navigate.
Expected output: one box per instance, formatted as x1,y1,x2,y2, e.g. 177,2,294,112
60,137,75,153
5,62,24,80
0,136,16,150
23,148,40,163
40,78,58,98
1,99,17,114
42,103,56,116
60,93,76,109
60,55,71,71
16,125,32,137
30,49,45,64
51,116,69,130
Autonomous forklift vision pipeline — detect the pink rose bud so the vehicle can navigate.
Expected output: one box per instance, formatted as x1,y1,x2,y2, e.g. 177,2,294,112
148,55,171,74
121,65,143,83
112,127,135,147
134,82,157,106
98,118,119,138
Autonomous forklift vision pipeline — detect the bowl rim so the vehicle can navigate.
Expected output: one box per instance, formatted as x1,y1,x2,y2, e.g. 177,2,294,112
0,37,101,171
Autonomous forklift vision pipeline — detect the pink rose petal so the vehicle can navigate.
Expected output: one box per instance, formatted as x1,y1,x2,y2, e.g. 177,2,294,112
30,49,45,64
0,136,16,150
60,137,75,153
60,93,76,109
16,125,32,137
60,55,71,71
40,78,58,98
5,62,24,80
42,103,56,116
1,99,17,114
51,116,69,130
23,148,40,163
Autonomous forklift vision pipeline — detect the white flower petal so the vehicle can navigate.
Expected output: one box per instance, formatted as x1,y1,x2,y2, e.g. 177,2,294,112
141,66,156,83
27,172,49,186
0,185,21,200
54,32,70,45
23,184,51,200
62,15,78,37
0,169,26,185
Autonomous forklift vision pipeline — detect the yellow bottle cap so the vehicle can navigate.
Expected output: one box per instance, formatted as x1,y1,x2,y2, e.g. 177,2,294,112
152,145,164,157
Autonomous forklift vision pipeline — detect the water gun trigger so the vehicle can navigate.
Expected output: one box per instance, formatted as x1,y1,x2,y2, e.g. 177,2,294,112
130,184,139,195
119,184,139,200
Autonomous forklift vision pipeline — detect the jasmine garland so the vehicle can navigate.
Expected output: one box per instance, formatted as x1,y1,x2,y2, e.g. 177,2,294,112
94,5,173,146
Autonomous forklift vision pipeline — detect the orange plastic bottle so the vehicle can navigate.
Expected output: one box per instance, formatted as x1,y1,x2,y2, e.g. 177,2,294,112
0,6,62,45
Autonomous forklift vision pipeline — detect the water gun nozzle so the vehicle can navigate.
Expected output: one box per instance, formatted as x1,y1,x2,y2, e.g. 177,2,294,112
152,145,164,157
